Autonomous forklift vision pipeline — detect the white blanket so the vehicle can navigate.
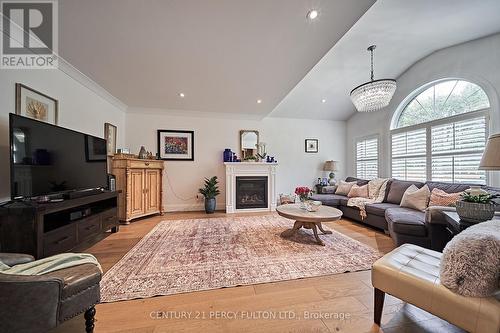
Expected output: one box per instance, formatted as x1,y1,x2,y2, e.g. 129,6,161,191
347,178,389,220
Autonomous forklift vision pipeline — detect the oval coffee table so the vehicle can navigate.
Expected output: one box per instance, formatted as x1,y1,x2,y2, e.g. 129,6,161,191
276,203,343,246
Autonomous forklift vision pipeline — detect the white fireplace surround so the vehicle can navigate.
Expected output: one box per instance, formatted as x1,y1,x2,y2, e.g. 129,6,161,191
224,162,277,213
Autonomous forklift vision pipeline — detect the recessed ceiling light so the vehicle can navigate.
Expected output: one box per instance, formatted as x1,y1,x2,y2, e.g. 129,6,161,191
179,93,185,98
307,10,319,20
321,99,327,103
257,99,262,104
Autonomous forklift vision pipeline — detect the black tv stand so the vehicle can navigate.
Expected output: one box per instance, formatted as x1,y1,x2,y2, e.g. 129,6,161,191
0,191,119,259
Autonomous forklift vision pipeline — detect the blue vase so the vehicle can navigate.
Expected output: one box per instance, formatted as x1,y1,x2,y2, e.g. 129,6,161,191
223,149,232,162
205,198,216,214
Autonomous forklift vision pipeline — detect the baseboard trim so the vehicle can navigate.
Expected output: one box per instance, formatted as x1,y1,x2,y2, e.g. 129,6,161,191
163,202,226,212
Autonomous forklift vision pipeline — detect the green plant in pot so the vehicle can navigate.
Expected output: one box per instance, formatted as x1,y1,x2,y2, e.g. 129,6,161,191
198,176,220,214
456,190,498,223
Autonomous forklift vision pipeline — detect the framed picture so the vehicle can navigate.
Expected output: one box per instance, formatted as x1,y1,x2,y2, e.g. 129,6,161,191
85,135,107,162
16,83,58,125
157,130,194,161
104,123,117,156
305,139,318,153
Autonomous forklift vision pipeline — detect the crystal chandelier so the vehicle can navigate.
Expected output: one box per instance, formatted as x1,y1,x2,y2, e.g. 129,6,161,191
350,45,396,112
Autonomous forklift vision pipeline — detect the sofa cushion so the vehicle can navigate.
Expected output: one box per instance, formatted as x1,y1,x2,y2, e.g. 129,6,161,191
400,185,430,211
429,188,462,207
310,194,345,207
345,177,369,186
385,207,426,236
386,180,425,204
339,197,349,206
335,181,357,196
365,203,400,217
425,181,475,194
347,184,369,198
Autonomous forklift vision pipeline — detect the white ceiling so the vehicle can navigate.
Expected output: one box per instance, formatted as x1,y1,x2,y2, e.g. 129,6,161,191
58,0,500,120
58,0,375,117
271,0,500,120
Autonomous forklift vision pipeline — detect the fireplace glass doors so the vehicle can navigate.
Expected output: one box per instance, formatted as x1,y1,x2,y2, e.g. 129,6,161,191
235,176,268,209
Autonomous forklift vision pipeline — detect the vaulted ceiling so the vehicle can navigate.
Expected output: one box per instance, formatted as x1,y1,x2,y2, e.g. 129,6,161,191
58,0,375,117
58,0,500,120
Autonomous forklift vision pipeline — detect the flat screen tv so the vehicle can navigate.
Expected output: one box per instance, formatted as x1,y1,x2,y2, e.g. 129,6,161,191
9,113,108,199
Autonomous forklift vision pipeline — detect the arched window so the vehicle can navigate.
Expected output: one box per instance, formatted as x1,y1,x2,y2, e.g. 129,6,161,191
391,79,490,184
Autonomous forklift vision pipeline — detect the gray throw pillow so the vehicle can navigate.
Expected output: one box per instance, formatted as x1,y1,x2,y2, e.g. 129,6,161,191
440,220,500,297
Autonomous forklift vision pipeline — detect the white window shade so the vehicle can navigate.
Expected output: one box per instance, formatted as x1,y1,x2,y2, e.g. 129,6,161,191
431,116,486,184
391,129,427,181
356,138,378,179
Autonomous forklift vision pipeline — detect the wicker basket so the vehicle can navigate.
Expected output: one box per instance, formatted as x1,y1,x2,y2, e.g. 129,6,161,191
455,200,495,223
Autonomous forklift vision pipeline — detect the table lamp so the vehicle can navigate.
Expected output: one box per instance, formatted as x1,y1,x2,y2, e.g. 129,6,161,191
323,160,338,185
479,133,500,170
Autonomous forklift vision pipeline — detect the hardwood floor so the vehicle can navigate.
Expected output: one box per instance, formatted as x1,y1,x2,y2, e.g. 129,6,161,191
52,211,464,333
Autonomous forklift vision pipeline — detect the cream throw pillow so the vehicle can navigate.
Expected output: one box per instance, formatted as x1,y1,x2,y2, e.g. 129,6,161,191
400,185,430,211
335,181,357,196
347,184,369,198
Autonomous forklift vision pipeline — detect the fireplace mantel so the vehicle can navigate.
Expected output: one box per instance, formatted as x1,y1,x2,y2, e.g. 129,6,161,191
224,162,278,213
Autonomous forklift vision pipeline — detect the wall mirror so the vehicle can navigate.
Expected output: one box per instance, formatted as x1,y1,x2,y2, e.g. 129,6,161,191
240,130,259,160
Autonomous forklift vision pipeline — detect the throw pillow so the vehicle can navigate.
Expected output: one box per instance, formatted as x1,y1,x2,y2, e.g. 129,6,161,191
440,220,500,297
429,188,463,207
400,184,430,211
335,181,357,196
347,184,369,198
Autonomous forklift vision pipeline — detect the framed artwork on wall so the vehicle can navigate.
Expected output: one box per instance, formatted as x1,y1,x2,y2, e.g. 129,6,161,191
157,130,194,161
85,135,107,162
104,123,117,156
305,139,319,153
16,83,58,125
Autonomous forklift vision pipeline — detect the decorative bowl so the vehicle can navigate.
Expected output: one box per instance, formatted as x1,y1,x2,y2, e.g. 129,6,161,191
305,200,322,212
456,200,495,223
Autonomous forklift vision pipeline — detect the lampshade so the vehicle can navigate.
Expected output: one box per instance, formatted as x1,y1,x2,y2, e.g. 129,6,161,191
323,160,338,172
479,133,500,170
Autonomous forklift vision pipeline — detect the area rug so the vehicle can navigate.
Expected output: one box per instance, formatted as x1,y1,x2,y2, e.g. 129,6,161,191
100,215,380,302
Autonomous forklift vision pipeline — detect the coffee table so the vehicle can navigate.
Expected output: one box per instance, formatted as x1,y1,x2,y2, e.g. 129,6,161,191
276,203,343,245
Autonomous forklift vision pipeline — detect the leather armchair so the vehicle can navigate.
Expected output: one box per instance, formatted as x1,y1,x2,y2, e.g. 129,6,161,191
0,253,101,333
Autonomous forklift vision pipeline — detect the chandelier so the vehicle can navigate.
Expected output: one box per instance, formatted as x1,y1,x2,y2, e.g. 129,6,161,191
350,45,396,112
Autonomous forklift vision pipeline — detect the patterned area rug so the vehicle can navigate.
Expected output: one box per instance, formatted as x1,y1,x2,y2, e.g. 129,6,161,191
100,215,380,302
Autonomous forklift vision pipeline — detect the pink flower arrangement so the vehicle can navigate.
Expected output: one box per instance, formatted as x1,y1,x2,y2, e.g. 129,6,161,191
295,186,311,201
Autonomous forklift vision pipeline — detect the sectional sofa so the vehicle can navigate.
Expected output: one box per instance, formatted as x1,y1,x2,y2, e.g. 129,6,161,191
311,177,499,252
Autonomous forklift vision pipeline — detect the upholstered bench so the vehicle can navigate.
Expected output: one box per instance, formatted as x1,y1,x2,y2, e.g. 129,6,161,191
372,244,500,333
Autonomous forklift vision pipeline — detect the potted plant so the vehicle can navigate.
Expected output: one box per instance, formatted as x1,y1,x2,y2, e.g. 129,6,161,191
198,176,220,214
295,186,312,209
456,191,498,223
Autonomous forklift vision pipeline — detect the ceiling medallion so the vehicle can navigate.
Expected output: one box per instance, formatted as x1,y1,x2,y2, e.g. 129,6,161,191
350,45,396,112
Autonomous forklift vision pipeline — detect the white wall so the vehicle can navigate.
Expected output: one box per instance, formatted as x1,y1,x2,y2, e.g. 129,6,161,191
0,67,127,201
346,33,500,186
126,110,346,212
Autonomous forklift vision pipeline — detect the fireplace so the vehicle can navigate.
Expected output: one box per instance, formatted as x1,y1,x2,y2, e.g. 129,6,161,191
236,176,268,209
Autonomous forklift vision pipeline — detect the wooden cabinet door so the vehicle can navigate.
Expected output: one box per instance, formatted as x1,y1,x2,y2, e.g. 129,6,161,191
129,169,145,217
144,169,161,214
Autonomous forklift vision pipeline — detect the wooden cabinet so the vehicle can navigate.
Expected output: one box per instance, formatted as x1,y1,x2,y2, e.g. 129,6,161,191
112,156,164,223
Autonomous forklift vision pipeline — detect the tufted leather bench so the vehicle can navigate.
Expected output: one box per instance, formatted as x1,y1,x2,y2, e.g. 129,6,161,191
371,244,500,333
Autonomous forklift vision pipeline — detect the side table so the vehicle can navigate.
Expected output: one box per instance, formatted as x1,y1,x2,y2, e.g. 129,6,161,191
443,211,500,235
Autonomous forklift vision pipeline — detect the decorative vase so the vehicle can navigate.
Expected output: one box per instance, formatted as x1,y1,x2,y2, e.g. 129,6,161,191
299,197,308,209
138,146,147,159
223,149,232,162
456,200,495,223
205,198,216,214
